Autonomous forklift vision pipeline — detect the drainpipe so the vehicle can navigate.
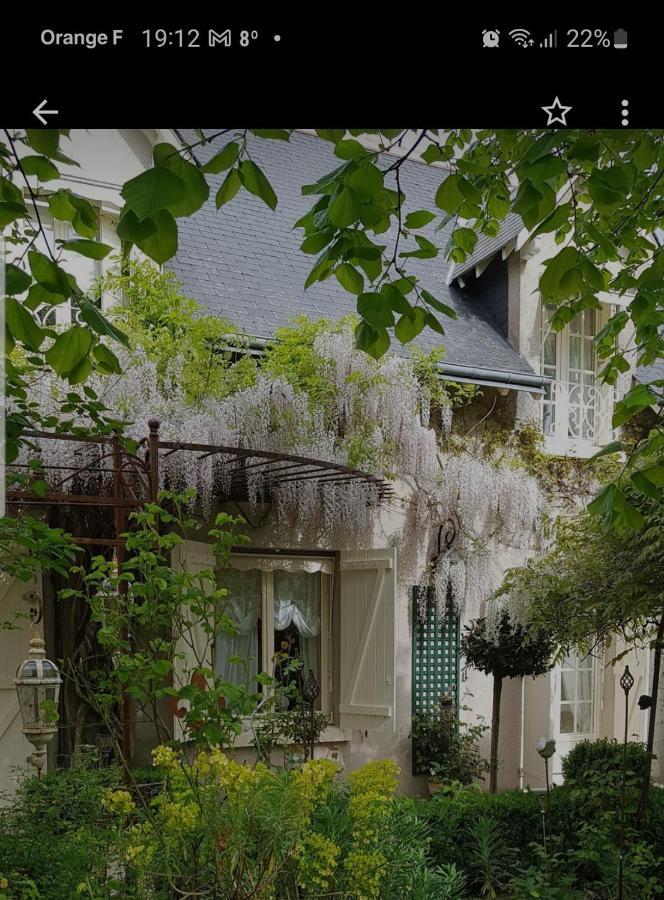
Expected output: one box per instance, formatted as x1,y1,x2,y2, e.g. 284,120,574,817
519,676,525,790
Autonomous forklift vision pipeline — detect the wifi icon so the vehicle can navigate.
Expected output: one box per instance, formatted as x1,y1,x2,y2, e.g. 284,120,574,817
509,28,533,47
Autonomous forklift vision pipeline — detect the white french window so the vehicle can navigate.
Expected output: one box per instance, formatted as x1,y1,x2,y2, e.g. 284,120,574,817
541,306,616,456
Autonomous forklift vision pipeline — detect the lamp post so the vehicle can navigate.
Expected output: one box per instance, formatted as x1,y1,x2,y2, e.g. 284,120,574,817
14,629,62,778
302,670,321,762
618,665,634,900
536,737,556,860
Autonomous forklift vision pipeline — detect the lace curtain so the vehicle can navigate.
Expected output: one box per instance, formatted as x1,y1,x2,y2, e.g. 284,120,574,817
214,564,323,686
214,568,262,684
274,570,321,682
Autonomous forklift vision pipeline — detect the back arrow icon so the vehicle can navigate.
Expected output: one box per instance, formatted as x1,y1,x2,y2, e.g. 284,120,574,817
33,99,59,125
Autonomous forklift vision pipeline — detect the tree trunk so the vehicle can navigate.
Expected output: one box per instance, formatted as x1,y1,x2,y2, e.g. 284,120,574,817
490,674,503,794
638,612,664,816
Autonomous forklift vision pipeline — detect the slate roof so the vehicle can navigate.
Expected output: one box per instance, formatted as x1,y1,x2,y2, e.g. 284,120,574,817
169,130,536,380
446,213,524,284
635,360,664,390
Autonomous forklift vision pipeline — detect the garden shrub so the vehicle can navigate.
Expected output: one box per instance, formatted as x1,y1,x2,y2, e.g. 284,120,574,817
562,737,651,787
424,782,664,899
425,785,543,872
0,764,118,899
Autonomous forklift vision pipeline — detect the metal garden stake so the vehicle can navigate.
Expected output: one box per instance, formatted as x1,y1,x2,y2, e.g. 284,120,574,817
618,665,634,900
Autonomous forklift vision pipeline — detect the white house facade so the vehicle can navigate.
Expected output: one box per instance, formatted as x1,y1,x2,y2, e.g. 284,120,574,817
2,128,661,799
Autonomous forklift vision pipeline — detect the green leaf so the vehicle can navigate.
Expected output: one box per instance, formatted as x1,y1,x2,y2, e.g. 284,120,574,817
60,239,113,260
587,166,630,209
4,298,45,351
47,191,98,238
380,284,412,316
250,129,290,141
202,142,240,174
335,263,364,295
435,175,465,214
421,289,457,319
354,322,390,359
44,325,93,377
0,201,27,228
215,169,242,207
587,483,644,531
238,160,277,210
78,300,129,347
520,154,567,185
395,307,427,343
121,167,187,220
25,283,67,309
589,440,623,461
300,230,334,254
357,292,395,328
334,139,367,160
93,343,122,374
539,247,579,298
20,154,60,181
153,143,209,216
612,384,659,427
4,264,32,295
328,187,361,228
116,209,178,264
67,355,93,385
315,129,346,144
631,471,661,500
25,129,60,157
28,251,72,297
404,210,436,229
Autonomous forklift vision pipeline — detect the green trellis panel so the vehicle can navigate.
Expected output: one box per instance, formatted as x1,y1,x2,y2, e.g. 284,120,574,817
411,585,460,717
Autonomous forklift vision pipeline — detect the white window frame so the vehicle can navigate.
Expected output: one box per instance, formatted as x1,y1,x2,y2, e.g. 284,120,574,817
540,304,615,457
25,199,106,327
558,652,596,736
219,554,332,715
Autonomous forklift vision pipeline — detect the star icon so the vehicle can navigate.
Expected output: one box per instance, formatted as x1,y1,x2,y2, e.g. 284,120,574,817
541,96,572,126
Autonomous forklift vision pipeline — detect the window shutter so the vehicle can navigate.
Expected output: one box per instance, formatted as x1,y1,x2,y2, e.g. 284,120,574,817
339,549,396,730
172,540,216,741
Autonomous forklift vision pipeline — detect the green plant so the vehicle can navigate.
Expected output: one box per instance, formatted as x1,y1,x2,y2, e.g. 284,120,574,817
411,696,489,785
562,737,652,787
61,489,257,753
461,610,553,792
467,815,511,898
0,762,117,899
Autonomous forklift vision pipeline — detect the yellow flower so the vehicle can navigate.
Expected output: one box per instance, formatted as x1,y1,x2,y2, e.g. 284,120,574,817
292,758,339,815
344,850,386,900
152,744,180,769
297,832,340,894
0,877,9,890
101,789,135,816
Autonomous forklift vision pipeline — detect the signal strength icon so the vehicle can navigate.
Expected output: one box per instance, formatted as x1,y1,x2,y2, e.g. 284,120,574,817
539,30,558,48
509,28,534,47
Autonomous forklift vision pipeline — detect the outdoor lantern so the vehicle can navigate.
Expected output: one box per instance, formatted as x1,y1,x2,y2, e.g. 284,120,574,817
15,630,62,777
536,737,556,760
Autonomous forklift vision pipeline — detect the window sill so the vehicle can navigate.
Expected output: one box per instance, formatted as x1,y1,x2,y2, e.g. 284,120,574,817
232,724,352,749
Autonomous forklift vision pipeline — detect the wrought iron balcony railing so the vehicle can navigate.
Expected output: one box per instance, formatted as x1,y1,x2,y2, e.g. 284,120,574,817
542,379,616,457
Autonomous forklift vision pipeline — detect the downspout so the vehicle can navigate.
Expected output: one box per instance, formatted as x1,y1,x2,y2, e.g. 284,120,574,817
519,675,525,790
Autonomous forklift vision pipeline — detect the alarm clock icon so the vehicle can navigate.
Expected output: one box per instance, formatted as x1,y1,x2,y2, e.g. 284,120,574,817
482,29,500,48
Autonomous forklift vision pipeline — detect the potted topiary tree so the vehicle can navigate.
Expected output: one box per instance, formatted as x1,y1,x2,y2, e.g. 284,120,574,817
461,610,553,793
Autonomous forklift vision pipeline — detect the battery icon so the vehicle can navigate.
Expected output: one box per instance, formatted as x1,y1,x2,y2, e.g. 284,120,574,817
613,28,628,49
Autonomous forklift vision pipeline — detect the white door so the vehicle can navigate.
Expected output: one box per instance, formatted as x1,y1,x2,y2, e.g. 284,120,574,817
551,651,600,782
0,578,37,800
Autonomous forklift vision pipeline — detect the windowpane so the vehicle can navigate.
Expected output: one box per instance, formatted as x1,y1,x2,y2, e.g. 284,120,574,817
274,570,321,704
561,670,576,702
215,569,262,686
578,669,592,701
576,702,593,733
560,705,575,734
